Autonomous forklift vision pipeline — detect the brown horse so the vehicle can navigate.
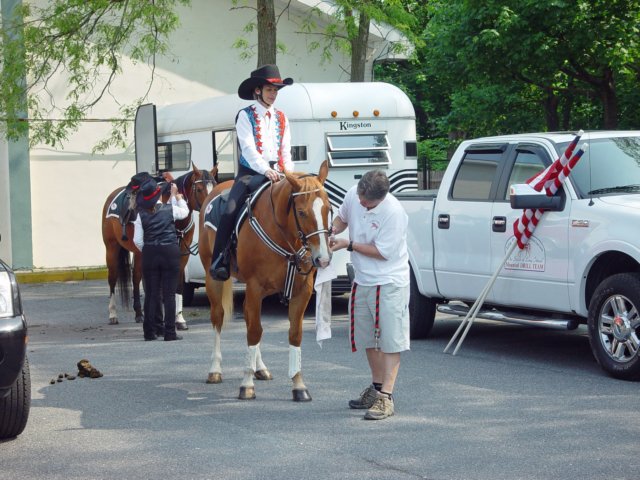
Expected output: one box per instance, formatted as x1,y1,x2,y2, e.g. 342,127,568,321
199,160,332,401
101,164,216,325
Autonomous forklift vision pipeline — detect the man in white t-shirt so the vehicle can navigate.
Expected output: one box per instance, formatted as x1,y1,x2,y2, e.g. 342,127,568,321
330,169,410,420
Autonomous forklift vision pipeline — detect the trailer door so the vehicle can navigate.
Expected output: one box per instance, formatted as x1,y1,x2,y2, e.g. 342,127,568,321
134,104,158,174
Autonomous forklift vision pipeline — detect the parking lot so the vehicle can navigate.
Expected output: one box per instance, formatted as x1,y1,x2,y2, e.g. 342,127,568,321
1,279,639,480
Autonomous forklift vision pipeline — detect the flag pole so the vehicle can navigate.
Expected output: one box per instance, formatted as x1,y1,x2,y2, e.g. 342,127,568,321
448,240,518,355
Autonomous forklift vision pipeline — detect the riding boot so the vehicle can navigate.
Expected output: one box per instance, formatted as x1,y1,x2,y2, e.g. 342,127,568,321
209,213,234,281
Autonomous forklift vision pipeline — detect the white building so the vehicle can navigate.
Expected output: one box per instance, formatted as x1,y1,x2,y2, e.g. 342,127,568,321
0,0,407,270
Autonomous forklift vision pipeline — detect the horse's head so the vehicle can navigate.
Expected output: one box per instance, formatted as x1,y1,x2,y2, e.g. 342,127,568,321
181,164,217,211
283,160,332,269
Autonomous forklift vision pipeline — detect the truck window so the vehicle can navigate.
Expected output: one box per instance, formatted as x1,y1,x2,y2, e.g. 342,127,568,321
505,151,546,200
326,132,390,167
451,153,500,200
213,130,236,182
157,141,191,172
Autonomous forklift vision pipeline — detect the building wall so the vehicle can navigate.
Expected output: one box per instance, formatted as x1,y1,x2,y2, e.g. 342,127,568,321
24,0,377,270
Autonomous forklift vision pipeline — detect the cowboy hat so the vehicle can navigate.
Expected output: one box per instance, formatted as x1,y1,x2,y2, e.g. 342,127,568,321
136,178,162,210
238,64,293,100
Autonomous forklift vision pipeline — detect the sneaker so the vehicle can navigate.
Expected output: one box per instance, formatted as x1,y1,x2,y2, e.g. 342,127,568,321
364,392,394,420
348,385,378,410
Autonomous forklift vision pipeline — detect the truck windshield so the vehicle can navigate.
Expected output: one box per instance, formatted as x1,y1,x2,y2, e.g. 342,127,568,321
557,136,640,198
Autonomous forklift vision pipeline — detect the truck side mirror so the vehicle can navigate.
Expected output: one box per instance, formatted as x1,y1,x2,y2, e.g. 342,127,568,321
509,183,563,211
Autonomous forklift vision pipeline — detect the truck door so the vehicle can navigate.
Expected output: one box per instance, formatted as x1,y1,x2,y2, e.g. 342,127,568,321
433,144,509,301
134,104,158,174
487,143,570,311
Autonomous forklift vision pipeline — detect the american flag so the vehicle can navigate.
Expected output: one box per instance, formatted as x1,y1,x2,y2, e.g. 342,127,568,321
513,131,587,249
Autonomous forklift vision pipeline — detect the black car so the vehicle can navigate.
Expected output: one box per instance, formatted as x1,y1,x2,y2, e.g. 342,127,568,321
0,252,30,439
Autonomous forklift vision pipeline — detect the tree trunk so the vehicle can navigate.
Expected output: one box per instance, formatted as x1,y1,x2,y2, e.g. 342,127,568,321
542,88,560,131
257,0,276,67
601,67,617,129
350,10,370,82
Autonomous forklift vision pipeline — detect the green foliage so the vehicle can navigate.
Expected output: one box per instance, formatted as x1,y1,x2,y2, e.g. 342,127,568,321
0,0,190,151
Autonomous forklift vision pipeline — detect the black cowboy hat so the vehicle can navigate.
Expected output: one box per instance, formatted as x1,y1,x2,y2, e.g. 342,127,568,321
136,178,162,210
238,64,293,100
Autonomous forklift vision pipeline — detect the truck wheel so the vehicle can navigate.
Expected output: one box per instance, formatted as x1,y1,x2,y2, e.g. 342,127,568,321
588,273,640,380
409,268,436,339
0,356,31,439
182,282,196,307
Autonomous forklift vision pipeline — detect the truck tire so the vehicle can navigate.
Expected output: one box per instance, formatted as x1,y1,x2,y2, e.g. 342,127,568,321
0,356,31,439
409,268,436,339
588,273,640,380
182,282,196,307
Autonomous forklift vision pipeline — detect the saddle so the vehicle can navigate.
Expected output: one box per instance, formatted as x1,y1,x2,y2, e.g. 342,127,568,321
203,175,271,253
106,172,170,241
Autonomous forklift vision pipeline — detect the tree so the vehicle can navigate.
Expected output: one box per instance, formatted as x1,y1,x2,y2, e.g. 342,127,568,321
0,0,190,151
231,0,288,67
301,0,418,81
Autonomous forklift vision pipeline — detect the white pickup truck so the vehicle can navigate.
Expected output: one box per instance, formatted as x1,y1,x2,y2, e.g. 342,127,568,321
397,131,640,380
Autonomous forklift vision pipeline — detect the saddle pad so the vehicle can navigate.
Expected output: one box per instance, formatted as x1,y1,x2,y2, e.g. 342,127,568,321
105,189,130,220
203,182,271,234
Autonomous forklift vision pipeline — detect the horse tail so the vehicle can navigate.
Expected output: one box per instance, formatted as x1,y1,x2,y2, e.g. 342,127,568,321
221,278,233,327
117,246,132,308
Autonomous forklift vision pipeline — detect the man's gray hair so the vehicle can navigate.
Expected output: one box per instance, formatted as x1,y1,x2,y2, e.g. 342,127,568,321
357,169,389,201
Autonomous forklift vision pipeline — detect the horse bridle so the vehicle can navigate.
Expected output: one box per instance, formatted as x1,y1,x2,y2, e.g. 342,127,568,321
181,170,216,212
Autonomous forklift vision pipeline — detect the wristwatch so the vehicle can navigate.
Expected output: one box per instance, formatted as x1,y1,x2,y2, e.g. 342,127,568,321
347,240,354,252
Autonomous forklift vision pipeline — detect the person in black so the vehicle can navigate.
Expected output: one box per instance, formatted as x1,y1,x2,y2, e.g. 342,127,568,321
133,178,189,341
209,64,294,281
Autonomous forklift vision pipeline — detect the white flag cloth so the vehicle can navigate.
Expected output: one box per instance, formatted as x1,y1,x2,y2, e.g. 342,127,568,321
314,263,337,347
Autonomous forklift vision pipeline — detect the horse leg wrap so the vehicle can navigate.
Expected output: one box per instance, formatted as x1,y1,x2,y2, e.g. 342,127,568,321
241,345,258,388
175,294,187,328
108,294,118,324
288,345,302,379
208,329,222,378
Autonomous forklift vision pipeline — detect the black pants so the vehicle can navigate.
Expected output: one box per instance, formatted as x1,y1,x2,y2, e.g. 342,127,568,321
211,164,263,262
142,244,180,338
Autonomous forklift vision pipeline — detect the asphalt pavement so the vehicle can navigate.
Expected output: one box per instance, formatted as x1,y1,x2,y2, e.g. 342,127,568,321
1,280,639,480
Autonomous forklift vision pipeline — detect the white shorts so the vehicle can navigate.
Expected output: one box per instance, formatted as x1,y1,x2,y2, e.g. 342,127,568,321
349,283,410,353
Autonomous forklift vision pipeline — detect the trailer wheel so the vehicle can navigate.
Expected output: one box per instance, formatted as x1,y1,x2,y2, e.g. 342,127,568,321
409,268,436,339
182,282,196,307
588,273,640,380
0,356,31,439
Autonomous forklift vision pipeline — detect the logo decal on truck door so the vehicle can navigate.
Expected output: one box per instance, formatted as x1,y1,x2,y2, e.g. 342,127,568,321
504,236,546,272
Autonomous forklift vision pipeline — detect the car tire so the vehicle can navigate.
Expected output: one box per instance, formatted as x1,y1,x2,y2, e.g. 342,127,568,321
409,268,436,339
588,273,640,380
0,356,31,439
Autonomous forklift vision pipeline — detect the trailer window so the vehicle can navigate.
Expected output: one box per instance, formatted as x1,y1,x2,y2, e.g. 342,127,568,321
291,145,307,162
213,130,236,182
326,132,390,167
157,141,191,172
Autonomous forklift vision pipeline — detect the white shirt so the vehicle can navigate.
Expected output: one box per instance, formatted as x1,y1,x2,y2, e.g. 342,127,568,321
133,197,189,251
236,102,293,174
337,185,409,287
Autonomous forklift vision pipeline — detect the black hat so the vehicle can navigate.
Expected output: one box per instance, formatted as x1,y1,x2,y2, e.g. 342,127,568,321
136,178,162,210
238,64,293,100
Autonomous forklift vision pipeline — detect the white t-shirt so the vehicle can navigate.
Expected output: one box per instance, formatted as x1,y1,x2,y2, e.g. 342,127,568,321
337,185,409,287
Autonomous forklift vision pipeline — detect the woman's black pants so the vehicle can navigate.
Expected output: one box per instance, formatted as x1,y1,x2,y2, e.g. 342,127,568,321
142,244,180,339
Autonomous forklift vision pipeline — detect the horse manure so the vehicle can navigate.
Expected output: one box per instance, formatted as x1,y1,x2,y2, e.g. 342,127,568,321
50,378,56,385
77,359,103,379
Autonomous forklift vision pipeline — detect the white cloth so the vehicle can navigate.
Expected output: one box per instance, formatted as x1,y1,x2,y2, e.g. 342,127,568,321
236,103,293,174
314,263,337,347
336,185,409,287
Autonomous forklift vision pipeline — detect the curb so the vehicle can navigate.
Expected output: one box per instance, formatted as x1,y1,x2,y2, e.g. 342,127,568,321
15,269,108,284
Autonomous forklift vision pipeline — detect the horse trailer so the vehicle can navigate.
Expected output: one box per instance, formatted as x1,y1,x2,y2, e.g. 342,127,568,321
134,82,419,302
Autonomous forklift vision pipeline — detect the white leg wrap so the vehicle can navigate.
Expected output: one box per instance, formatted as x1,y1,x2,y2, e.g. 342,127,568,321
108,293,117,320
255,344,267,372
288,345,302,379
175,294,186,324
208,329,222,375
241,345,258,387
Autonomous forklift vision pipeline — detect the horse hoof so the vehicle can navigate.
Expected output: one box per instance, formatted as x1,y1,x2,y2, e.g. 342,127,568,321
206,373,222,384
109,318,119,325
176,322,188,331
135,315,143,324
254,369,273,381
292,389,312,402
238,386,256,400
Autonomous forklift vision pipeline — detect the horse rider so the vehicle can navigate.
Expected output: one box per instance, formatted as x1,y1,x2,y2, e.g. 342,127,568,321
209,64,295,281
